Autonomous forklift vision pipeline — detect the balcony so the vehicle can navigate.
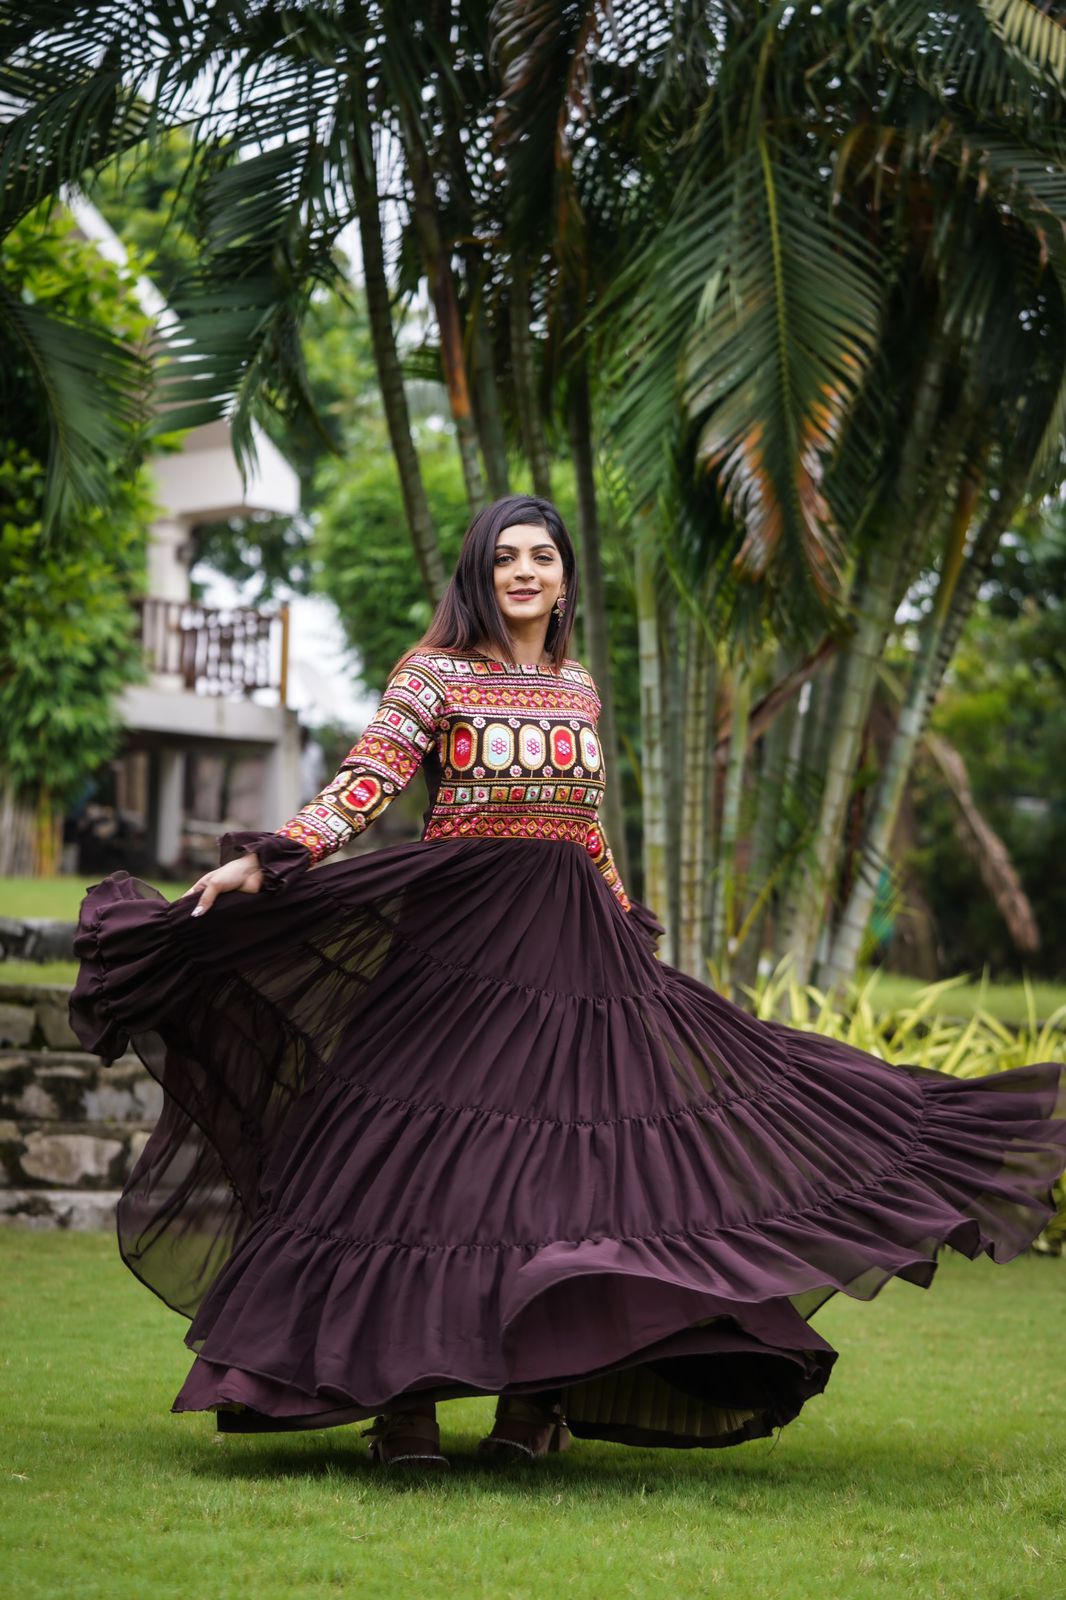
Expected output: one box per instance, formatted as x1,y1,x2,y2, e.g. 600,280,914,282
135,598,290,703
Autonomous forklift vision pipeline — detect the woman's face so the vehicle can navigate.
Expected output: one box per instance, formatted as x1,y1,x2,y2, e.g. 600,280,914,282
492,523,566,633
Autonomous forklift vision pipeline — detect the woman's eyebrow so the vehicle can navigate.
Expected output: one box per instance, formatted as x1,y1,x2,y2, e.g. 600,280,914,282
495,542,557,553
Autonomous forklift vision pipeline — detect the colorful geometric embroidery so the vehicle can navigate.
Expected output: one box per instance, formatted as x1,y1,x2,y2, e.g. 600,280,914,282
273,647,631,910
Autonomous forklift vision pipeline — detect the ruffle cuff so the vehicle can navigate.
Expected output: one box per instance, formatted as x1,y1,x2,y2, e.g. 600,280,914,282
218,830,313,891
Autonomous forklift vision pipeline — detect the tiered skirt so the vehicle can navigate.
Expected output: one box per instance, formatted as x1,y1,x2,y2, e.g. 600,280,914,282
69,832,1066,1448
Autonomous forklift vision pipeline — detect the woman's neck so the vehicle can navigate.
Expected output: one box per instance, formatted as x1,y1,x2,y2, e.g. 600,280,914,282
477,628,551,667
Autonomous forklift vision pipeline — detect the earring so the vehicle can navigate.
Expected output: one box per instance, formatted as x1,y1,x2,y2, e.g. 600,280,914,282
553,592,567,619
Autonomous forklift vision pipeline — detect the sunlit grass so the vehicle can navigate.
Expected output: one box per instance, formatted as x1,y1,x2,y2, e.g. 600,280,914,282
0,874,193,921
1,1233,1062,1599
0,875,192,989
865,971,1066,1026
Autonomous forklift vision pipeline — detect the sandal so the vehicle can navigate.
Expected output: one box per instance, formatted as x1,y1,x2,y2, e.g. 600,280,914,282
477,1394,573,1461
361,1408,450,1470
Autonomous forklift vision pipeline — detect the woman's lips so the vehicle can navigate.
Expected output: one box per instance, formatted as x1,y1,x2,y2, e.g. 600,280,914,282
508,591,539,600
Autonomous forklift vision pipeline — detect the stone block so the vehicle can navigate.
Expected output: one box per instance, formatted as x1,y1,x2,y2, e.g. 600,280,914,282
21,920,76,962
37,1002,79,1051
0,1004,35,1048
20,1131,124,1186
128,1129,152,1169
0,1118,24,1184
0,1188,119,1230
13,1081,59,1120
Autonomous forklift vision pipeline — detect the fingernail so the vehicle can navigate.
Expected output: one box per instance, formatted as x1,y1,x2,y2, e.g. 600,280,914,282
191,906,206,918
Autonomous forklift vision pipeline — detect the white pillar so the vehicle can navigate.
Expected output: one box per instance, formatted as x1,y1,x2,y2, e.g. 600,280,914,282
154,749,185,870
260,710,302,830
146,517,192,601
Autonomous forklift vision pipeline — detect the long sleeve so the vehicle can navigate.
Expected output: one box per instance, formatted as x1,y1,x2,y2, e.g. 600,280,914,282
585,822,631,911
274,658,447,864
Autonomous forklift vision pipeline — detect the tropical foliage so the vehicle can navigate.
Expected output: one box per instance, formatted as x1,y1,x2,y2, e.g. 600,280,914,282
744,959,1066,1252
3,2,1066,988
0,207,153,872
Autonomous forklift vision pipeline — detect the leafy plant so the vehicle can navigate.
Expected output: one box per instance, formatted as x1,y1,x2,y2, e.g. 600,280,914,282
739,960,1066,1255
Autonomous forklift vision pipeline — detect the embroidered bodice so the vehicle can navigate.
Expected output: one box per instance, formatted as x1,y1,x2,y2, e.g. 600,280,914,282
274,647,632,909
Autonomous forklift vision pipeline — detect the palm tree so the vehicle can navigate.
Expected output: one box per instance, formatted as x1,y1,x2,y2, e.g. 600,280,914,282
522,2,1066,982
6,1,1066,985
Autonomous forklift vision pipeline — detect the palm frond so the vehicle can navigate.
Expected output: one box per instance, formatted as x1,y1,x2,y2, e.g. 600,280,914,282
601,138,884,620
0,281,151,531
156,124,347,466
980,0,1066,84
851,0,1066,118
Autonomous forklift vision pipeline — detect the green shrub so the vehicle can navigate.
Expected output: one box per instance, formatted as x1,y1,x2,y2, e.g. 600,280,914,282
740,962,1066,1255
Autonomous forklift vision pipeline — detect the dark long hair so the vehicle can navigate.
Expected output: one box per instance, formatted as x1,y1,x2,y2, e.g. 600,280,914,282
394,495,579,675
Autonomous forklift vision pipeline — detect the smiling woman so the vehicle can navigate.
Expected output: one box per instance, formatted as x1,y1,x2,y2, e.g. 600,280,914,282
490,523,567,655
69,493,1066,1475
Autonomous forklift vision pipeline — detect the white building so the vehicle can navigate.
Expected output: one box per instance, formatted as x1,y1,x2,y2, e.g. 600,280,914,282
68,198,304,872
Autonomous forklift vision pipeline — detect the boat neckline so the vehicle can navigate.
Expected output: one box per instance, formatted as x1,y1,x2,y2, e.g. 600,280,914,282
433,647,575,676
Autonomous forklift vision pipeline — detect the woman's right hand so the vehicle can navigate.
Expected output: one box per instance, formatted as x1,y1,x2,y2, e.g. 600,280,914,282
180,853,264,917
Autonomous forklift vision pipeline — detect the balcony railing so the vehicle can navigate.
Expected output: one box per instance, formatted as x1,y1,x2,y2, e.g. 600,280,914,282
135,598,290,702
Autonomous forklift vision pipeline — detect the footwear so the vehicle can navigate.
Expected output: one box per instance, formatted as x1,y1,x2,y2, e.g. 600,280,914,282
477,1394,573,1461
361,1408,450,1470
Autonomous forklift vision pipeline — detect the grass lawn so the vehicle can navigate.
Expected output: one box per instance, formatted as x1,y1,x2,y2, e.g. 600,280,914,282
0,876,193,987
0,875,193,921
0,1235,1062,1600
865,971,1066,1026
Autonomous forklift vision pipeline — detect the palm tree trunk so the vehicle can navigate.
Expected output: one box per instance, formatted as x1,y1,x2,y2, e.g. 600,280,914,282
635,530,669,943
923,731,1040,953
34,786,61,876
398,107,487,514
733,645,795,992
774,539,901,980
775,344,948,982
678,614,714,976
349,109,446,602
566,363,628,880
822,465,1024,989
510,257,552,498
470,304,511,499
436,60,511,501
709,661,752,994
662,593,683,949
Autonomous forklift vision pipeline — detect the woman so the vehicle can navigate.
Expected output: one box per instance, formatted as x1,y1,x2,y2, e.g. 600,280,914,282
71,494,1066,1471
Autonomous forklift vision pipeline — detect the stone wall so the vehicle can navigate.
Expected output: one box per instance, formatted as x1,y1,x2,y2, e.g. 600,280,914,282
0,918,77,964
0,980,160,1230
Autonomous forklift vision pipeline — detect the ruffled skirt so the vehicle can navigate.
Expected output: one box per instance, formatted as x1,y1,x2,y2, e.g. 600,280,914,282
69,832,1066,1449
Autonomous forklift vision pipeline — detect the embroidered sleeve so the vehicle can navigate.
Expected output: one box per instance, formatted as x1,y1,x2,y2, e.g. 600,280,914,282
275,656,447,863
586,820,632,912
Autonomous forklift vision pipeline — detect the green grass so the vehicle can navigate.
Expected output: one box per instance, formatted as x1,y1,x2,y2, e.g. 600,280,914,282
865,971,1066,1025
0,960,79,985
0,874,193,921
1,1235,1062,1600
0,875,193,988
